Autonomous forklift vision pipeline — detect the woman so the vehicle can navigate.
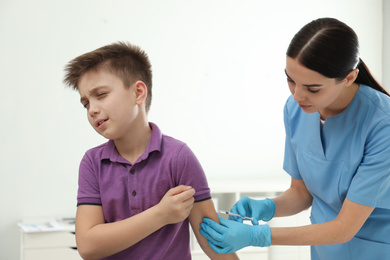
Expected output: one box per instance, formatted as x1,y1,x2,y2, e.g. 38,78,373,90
200,17,390,259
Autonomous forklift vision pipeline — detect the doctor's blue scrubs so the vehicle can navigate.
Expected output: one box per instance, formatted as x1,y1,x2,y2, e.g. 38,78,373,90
283,84,390,259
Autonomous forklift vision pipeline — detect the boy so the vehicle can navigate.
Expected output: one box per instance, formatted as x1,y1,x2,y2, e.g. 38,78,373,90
63,42,239,260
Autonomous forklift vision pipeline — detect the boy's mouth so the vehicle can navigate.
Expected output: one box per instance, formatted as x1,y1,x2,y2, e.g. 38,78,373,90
96,119,108,127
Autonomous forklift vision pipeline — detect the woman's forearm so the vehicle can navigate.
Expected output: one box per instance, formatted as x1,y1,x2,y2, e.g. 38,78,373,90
272,178,313,217
271,198,374,246
271,220,350,246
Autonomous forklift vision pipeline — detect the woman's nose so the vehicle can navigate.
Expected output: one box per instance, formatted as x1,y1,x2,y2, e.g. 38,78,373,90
293,86,305,102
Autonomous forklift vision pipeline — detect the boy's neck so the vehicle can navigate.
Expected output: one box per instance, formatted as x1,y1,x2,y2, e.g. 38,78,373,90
114,120,152,165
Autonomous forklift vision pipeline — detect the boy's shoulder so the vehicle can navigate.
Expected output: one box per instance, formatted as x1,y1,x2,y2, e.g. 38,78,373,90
82,124,195,162
159,134,192,160
84,140,114,160
150,122,188,151
161,133,186,147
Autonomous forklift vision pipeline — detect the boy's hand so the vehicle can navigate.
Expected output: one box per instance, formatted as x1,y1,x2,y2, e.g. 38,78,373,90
158,185,195,225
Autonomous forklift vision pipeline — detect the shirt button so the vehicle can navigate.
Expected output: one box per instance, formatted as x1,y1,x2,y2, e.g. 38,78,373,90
130,169,135,175
132,190,137,196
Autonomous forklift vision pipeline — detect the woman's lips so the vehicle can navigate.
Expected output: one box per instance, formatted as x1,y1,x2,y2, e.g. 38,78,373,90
299,104,312,109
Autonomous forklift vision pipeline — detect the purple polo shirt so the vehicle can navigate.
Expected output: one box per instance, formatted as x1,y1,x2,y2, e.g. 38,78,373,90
77,123,211,259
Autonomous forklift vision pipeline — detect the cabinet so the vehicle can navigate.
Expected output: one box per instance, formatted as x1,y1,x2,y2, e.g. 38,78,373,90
19,219,82,260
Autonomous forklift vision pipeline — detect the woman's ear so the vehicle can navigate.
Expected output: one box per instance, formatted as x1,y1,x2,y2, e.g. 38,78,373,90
134,81,147,106
345,69,359,86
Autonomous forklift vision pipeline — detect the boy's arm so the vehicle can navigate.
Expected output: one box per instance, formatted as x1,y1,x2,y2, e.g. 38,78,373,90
76,185,195,260
188,199,240,260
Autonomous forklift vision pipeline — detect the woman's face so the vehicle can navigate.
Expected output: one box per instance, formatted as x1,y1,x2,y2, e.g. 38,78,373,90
285,57,355,119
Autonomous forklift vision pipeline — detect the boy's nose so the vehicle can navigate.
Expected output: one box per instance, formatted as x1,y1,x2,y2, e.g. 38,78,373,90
88,102,100,116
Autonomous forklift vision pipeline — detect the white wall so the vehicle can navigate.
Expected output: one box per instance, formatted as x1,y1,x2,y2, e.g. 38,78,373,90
0,0,383,259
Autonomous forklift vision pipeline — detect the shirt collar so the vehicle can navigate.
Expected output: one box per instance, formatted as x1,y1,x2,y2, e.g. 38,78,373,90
101,122,162,163
146,122,163,154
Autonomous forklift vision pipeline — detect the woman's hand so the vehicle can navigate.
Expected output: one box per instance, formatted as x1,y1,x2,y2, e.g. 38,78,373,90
230,197,276,225
200,215,271,254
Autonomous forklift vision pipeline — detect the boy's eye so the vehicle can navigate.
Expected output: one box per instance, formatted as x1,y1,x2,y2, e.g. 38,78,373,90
82,102,89,109
97,92,106,97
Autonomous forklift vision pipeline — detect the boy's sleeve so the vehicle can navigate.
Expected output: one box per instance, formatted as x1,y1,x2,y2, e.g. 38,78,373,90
77,152,102,206
174,144,211,202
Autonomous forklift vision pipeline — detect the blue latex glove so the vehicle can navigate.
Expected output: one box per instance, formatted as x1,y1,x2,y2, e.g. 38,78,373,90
200,216,271,254
230,197,275,225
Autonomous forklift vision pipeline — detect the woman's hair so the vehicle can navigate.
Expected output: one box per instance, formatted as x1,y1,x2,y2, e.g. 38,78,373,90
287,17,389,96
64,41,153,112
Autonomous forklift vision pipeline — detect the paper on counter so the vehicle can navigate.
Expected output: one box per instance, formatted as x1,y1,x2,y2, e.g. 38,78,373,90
18,219,65,233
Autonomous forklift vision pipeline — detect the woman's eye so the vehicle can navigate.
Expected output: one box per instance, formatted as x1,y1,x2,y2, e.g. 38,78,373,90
287,78,295,84
308,89,320,93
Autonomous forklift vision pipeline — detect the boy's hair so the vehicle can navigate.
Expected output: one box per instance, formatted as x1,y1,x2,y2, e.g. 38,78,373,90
63,41,153,112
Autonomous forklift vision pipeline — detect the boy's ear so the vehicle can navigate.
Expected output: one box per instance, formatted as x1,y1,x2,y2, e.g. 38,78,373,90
134,81,147,106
